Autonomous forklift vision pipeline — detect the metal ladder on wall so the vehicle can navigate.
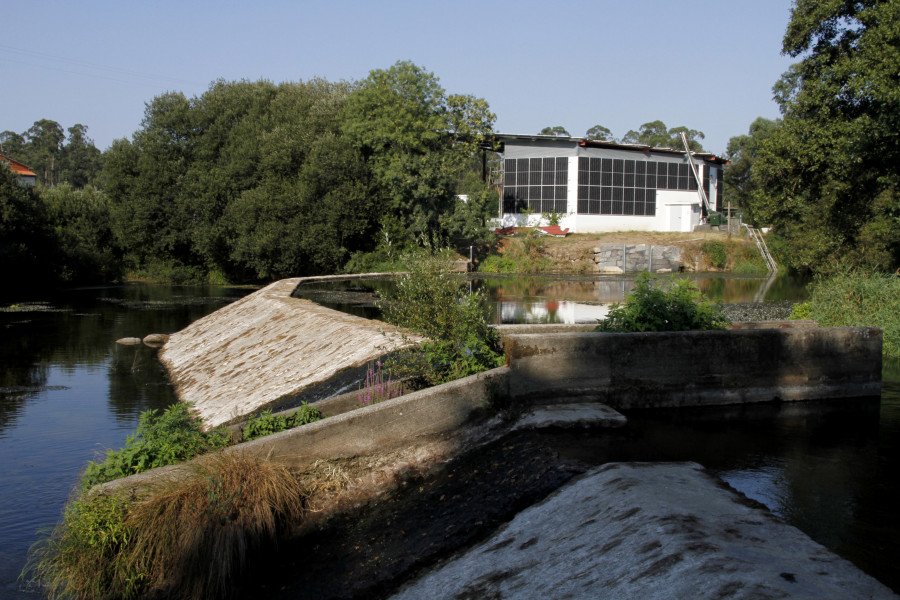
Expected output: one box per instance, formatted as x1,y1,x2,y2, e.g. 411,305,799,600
743,224,778,274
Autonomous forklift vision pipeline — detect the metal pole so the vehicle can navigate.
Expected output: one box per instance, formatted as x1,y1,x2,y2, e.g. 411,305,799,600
623,244,627,273
649,245,653,273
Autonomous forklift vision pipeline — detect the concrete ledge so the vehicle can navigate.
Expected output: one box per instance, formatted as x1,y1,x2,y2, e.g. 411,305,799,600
505,327,882,408
100,366,510,493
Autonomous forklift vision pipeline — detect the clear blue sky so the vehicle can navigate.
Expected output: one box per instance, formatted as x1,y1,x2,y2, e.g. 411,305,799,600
2,1,796,156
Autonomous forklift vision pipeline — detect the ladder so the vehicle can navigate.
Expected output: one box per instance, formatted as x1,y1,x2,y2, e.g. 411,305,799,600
680,132,713,217
743,224,778,274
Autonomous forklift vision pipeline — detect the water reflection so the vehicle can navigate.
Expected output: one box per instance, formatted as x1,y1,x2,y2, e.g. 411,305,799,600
295,273,810,326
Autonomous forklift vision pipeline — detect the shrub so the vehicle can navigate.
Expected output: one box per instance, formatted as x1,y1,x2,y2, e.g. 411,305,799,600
802,268,900,358
595,272,730,332
701,240,728,269
477,254,518,273
377,254,504,386
243,404,324,441
81,404,230,488
789,302,813,320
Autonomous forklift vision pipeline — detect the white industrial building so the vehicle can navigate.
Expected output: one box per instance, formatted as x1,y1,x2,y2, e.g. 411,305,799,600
495,134,727,233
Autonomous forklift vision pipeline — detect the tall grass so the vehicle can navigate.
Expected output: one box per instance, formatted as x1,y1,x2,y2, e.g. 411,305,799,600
798,268,900,358
26,453,306,600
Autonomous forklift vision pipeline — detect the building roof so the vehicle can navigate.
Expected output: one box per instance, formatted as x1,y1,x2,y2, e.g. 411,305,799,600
493,133,728,165
0,153,37,177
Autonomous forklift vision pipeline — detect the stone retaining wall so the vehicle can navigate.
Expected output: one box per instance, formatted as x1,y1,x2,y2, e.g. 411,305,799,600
591,243,681,274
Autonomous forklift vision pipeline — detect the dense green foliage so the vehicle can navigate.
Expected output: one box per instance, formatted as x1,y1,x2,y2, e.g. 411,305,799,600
595,272,730,332
731,1,900,272
378,254,505,385
242,404,323,441
793,268,900,358
80,403,230,488
5,62,497,290
701,240,728,269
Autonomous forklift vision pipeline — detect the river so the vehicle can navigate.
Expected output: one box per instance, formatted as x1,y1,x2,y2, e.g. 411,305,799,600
1,277,897,597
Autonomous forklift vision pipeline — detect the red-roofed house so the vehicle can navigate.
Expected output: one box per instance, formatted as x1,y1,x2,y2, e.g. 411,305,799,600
0,152,37,187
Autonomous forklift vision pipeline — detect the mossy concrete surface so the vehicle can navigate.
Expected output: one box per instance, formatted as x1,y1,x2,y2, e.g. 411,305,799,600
389,462,899,600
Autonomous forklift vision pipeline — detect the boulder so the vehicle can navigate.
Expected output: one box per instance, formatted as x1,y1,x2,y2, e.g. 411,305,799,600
115,337,142,346
143,333,170,347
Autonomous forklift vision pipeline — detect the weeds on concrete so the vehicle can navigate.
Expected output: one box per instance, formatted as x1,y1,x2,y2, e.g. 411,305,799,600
25,453,306,600
358,360,403,406
80,404,231,489
243,404,324,441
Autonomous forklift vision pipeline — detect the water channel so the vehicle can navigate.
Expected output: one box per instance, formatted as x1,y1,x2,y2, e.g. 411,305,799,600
1,276,897,596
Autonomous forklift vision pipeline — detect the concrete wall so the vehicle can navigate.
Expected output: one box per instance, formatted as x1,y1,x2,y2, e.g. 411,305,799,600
504,327,883,408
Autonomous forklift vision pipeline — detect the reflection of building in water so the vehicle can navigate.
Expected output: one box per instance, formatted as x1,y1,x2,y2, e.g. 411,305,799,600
499,300,610,324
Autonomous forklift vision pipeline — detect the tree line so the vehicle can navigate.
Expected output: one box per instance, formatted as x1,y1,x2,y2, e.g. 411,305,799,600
1,62,499,291
725,0,900,273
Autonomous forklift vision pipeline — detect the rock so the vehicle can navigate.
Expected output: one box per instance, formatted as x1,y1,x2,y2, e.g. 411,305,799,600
600,266,624,274
143,333,170,347
512,402,627,431
115,337,142,346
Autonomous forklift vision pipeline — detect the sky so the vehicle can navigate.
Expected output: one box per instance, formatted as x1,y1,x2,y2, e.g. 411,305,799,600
2,1,797,157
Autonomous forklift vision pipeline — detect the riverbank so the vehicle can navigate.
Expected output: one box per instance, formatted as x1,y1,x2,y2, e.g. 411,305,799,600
481,230,768,275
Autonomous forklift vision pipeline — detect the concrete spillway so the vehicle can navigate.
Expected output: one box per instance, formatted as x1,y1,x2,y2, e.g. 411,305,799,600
159,277,418,428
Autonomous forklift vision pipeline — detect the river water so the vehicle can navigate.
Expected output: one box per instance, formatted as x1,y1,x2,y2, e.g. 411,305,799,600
1,277,897,596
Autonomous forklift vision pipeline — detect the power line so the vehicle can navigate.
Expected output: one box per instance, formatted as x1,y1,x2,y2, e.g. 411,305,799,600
0,43,206,89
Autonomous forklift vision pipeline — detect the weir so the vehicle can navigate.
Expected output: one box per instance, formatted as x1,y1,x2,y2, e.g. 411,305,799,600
159,276,419,428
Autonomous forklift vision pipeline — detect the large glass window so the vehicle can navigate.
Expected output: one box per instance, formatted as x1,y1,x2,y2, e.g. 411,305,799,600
575,157,700,216
502,157,567,214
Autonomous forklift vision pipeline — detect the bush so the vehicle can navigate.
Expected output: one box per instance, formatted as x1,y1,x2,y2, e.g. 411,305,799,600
477,254,518,273
243,404,324,441
802,268,900,358
701,240,728,269
789,302,813,320
378,254,504,385
81,404,230,488
595,272,730,332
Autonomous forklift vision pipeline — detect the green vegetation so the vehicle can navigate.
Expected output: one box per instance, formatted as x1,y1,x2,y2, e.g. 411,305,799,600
701,240,728,269
3,62,498,292
242,404,323,441
595,272,730,332
27,454,306,600
378,254,504,386
80,404,230,489
791,268,900,358
727,2,900,273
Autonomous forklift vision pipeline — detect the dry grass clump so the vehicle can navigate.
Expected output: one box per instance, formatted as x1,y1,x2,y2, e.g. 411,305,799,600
26,453,307,600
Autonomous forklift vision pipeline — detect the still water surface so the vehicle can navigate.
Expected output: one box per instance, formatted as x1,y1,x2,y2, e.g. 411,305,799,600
1,277,897,596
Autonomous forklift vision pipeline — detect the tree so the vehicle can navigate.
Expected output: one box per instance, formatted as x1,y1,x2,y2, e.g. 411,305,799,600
24,119,65,185
59,124,103,188
752,0,900,271
584,125,617,142
622,120,705,151
723,117,780,221
539,126,570,137
342,61,495,243
0,164,56,289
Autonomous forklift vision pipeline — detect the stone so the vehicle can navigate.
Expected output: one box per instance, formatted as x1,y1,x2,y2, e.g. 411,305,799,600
115,337,142,345
601,266,624,274
142,333,170,347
